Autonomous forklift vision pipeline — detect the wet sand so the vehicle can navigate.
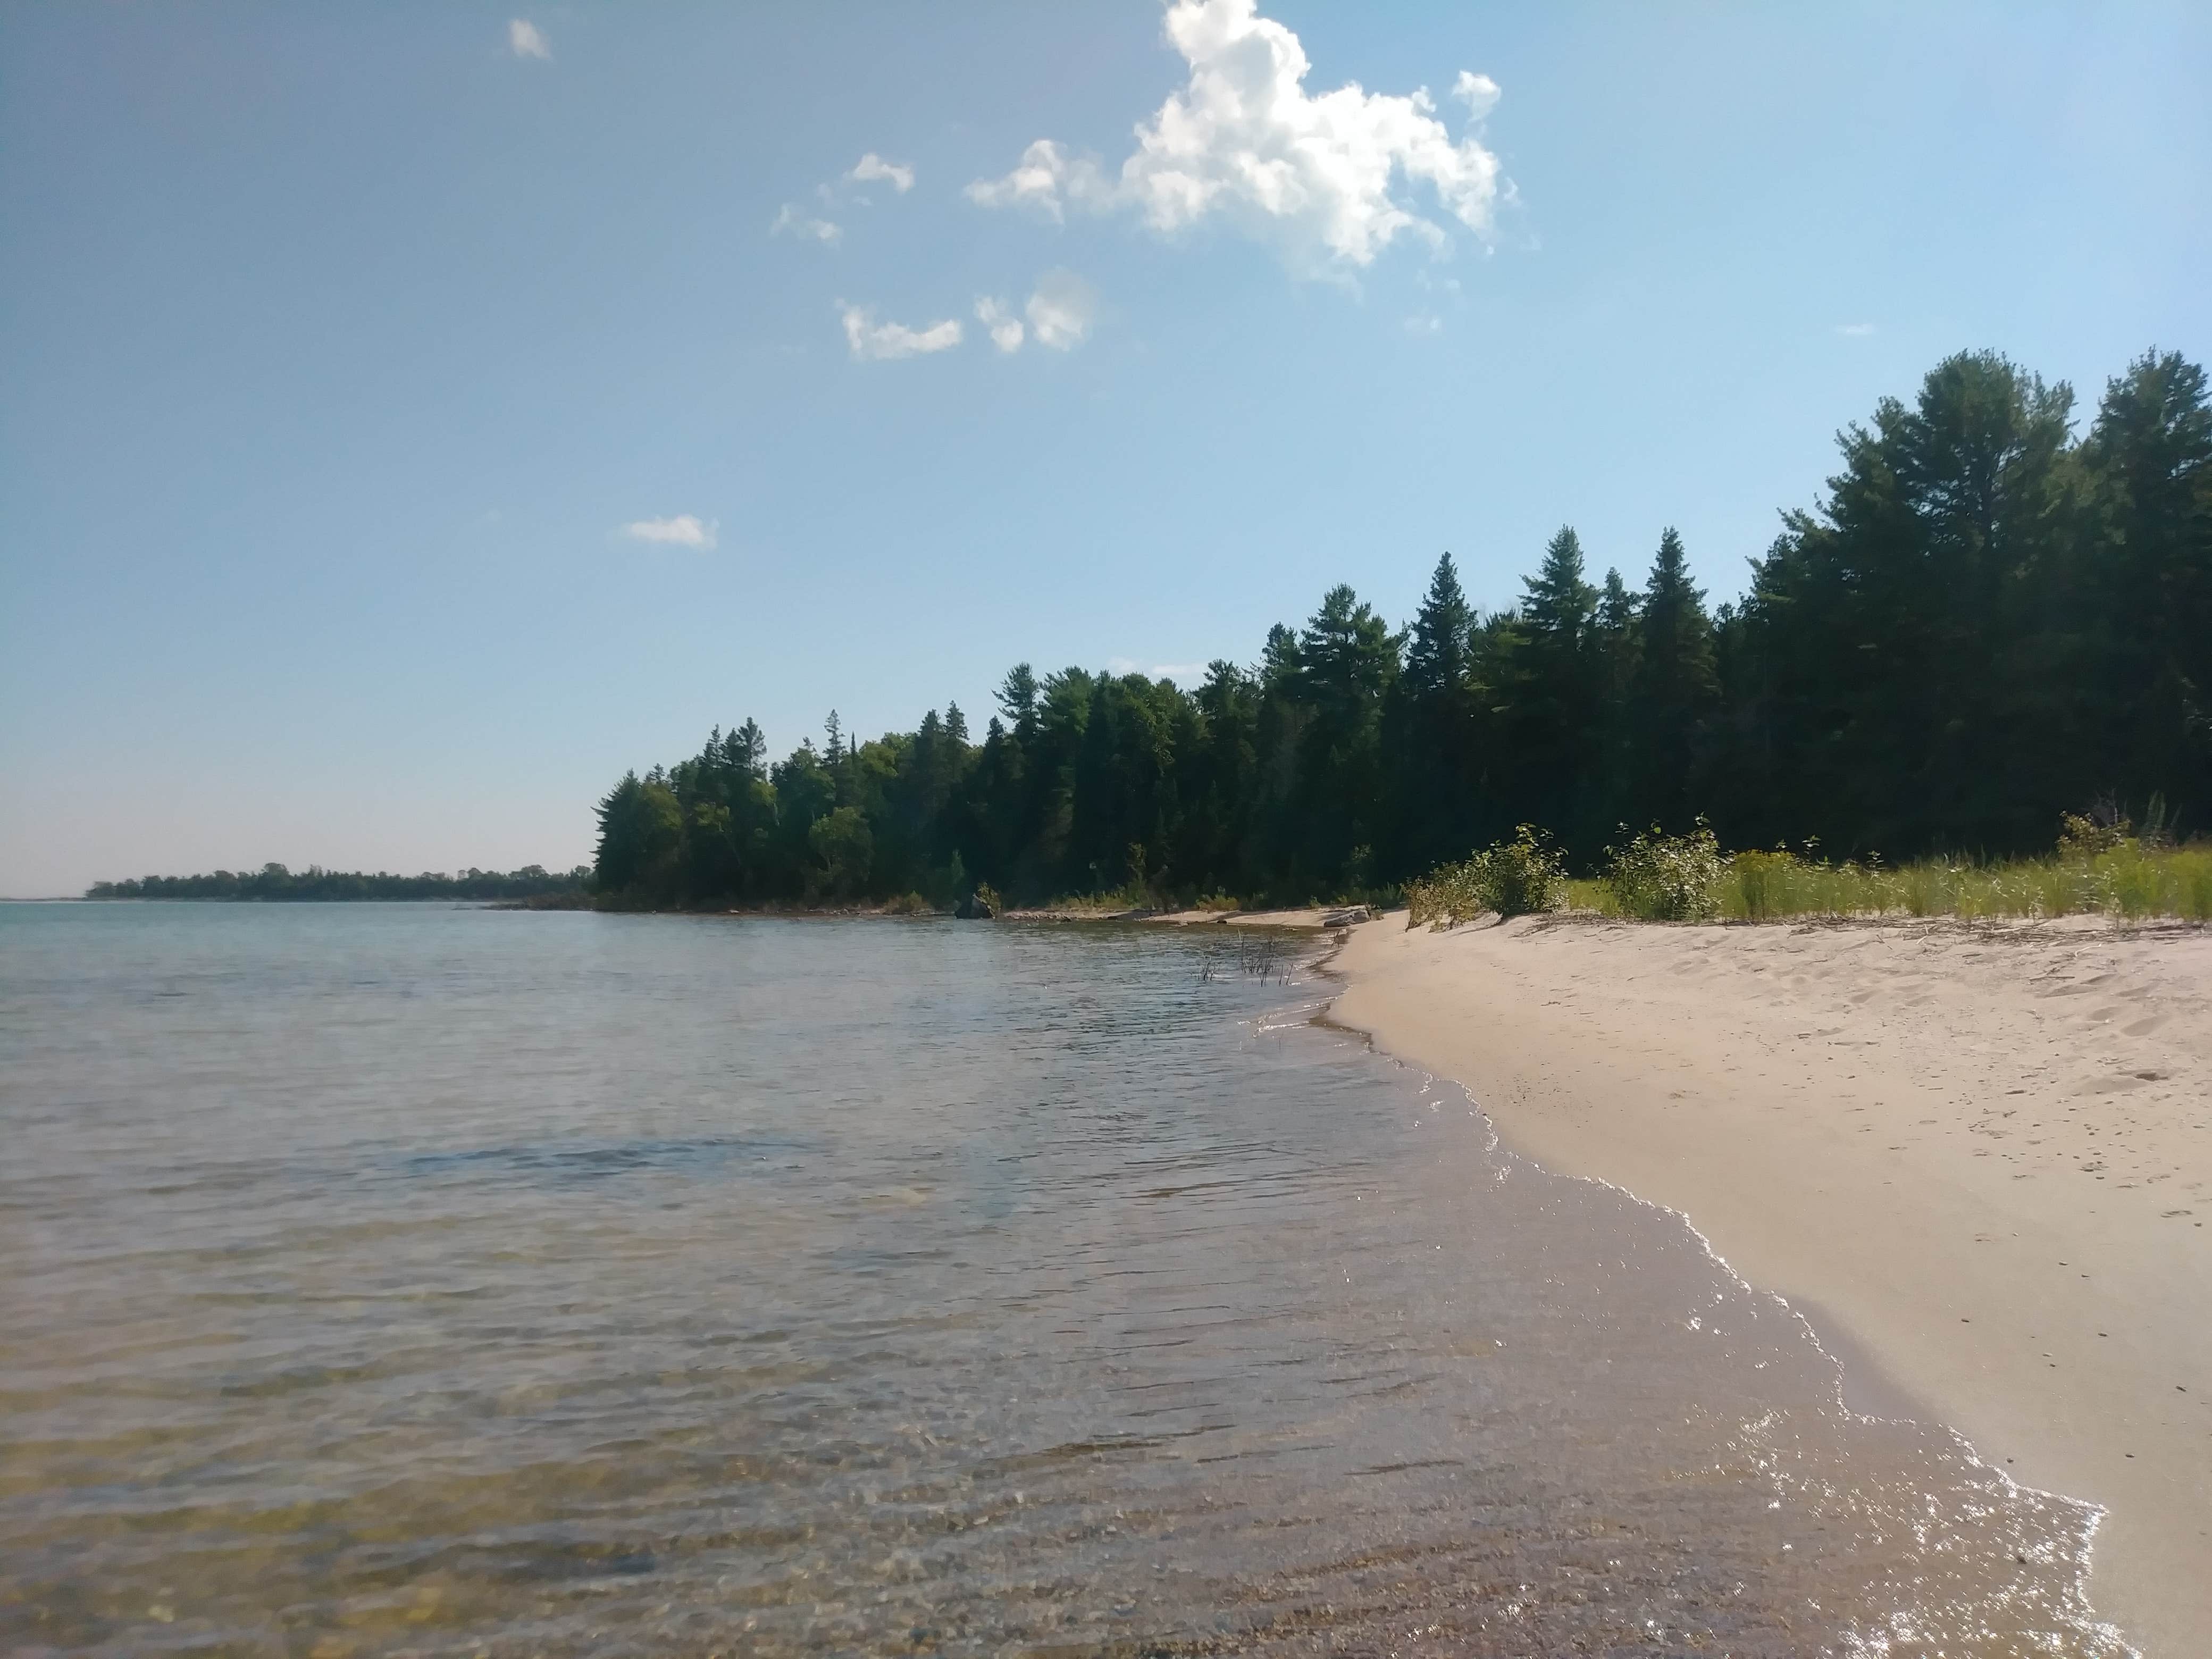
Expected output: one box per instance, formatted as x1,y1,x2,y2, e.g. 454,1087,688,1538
1331,913,2212,1658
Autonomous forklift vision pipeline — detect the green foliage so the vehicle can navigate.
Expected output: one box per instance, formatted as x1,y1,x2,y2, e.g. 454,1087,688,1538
89,346,2212,915
548,345,2211,918
807,806,873,900
1405,827,1566,928
2057,809,2130,858
1601,822,1727,920
84,864,589,902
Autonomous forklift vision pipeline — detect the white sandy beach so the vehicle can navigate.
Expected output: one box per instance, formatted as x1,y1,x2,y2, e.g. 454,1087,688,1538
1330,915,2212,1657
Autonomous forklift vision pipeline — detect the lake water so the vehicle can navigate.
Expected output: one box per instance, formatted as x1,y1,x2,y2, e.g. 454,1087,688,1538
1,904,2125,1656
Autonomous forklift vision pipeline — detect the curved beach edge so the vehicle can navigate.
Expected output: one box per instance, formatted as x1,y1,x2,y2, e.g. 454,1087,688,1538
1320,914,2212,1657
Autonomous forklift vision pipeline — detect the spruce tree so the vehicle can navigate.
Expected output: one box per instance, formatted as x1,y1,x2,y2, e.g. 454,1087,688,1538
996,664,1041,747
1389,554,1480,875
1631,527,1717,828
1403,553,1472,698
1504,526,1602,854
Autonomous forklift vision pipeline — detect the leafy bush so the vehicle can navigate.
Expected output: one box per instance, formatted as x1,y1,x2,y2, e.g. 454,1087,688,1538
2058,810,2130,858
1601,823,1727,921
1405,826,1565,929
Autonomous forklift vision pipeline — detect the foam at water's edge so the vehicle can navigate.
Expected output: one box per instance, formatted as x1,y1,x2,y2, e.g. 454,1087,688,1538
1300,950,2139,1659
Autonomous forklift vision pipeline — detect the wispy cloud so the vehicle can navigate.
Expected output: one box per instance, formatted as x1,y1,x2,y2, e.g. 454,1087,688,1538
840,304,962,361
1404,312,1443,336
1108,658,1211,684
622,515,717,549
508,18,550,60
966,0,1508,276
1835,322,1878,338
848,153,915,194
975,297,1025,354
770,204,842,244
1025,269,1095,350
976,272,1097,356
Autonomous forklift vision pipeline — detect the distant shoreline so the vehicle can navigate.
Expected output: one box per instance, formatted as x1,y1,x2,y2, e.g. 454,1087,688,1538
79,865,590,905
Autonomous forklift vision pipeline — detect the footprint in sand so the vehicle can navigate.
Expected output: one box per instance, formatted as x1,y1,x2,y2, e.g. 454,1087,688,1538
2076,1074,2148,1094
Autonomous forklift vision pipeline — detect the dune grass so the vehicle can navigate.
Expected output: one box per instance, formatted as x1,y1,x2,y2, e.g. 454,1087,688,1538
1419,825,2212,929
1576,842,2212,924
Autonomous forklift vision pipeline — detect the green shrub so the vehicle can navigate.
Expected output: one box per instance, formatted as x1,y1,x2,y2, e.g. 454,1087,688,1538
1405,826,1566,928
1601,822,1727,921
2058,810,2130,858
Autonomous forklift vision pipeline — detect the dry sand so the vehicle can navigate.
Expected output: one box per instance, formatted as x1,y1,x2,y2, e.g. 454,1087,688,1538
1330,914,2212,1657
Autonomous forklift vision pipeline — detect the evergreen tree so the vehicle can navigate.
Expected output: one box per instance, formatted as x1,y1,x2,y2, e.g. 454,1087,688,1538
1590,566,1641,834
2074,351,2212,817
1503,526,1602,854
1387,554,1481,876
1294,585,1397,892
1630,528,1717,830
996,664,1041,747
580,347,2212,908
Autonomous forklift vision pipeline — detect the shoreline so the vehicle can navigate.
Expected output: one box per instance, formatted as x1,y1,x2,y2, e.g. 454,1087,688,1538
1327,912,2211,1657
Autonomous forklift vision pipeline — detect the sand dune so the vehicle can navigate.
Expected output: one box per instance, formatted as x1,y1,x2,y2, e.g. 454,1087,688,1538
1331,914,2212,1657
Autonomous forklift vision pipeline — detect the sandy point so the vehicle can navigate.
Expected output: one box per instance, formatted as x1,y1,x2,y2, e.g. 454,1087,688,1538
1329,912,2212,1657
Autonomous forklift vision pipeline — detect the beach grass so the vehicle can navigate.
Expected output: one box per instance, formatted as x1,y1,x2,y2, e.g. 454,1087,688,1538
1427,834,2212,928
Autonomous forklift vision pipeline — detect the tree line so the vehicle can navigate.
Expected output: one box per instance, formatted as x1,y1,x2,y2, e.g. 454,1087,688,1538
595,347,2210,910
86,864,591,902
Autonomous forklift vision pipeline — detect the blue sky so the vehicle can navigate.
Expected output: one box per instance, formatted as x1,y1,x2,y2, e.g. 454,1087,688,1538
3,2,2206,894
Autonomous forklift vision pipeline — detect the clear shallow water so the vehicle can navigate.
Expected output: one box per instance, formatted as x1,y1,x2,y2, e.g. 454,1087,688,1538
0,903,2125,1656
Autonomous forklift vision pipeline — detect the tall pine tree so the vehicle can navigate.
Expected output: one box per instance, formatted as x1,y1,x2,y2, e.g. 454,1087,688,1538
1630,528,1717,830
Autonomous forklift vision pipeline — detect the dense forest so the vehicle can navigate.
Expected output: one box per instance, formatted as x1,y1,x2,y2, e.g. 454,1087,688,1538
86,865,590,902
591,347,2211,911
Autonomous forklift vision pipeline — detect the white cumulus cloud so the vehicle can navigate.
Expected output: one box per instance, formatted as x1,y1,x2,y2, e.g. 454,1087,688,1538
848,153,915,193
975,298,1026,354
508,18,550,59
1835,321,1878,338
1025,269,1095,350
622,515,717,550
1451,70,1499,118
770,204,842,243
840,304,963,362
965,0,1507,275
